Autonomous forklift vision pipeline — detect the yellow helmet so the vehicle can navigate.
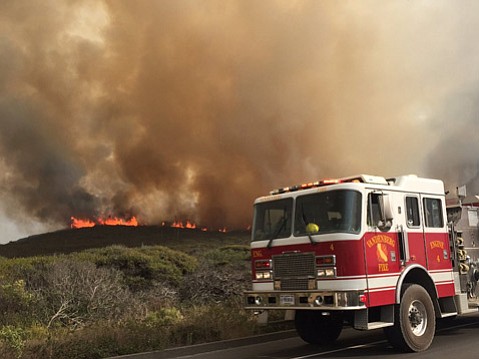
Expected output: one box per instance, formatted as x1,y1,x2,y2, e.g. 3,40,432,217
305,223,319,234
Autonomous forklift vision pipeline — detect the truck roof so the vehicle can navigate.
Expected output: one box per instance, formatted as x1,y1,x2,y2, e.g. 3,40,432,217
389,175,445,195
267,174,445,197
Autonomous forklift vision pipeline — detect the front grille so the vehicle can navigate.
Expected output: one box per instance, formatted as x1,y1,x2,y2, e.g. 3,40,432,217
280,278,310,290
273,252,316,290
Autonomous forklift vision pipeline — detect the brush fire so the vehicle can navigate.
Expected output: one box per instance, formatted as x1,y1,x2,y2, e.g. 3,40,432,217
70,216,228,232
70,216,139,228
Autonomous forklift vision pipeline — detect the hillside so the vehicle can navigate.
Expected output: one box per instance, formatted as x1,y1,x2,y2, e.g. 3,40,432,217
0,225,251,258
0,226,257,358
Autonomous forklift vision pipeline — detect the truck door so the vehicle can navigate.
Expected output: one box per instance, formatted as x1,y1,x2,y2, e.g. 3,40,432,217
403,195,427,267
364,192,401,307
421,196,451,271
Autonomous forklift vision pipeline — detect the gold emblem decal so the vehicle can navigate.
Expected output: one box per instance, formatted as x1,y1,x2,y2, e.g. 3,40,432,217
252,250,263,258
367,235,395,272
430,241,444,250
366,234,396,249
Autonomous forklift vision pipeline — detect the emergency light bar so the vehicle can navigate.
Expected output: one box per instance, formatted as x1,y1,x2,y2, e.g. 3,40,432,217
269,174,388,195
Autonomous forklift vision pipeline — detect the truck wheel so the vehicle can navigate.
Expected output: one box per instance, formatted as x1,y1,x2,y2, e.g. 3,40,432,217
295,310,342,345
384,284,436,352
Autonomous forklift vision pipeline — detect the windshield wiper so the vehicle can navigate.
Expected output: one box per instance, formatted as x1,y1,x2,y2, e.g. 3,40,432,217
307,232,317,245
267,217,286,249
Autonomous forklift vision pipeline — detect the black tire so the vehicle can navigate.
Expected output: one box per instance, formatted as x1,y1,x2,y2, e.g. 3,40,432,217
384,284,436,352
295,310,343,345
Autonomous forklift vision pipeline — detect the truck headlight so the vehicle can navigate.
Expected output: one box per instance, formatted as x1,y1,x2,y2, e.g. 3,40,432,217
317,268,336,277
325,268,336,277
255,271,273,280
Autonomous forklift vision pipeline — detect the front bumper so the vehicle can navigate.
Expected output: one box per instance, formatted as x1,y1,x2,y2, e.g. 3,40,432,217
245,289,367,311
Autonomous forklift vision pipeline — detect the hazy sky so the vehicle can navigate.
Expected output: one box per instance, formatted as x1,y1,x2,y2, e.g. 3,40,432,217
1,1,479,243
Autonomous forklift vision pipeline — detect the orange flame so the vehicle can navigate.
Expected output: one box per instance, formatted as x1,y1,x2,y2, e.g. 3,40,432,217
98,216,139,226
170,220,209,232
71,217,95,228
71,216,139,228
171,220,197,229
171,220,184,228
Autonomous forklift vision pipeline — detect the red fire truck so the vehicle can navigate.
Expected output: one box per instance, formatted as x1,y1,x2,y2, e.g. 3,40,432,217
245,174,479,352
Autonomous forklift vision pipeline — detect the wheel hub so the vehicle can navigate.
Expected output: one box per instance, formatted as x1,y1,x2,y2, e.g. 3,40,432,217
408,300,427,336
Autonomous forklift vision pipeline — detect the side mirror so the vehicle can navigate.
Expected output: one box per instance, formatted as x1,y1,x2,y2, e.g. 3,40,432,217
378,194,393,230
382,194,394,221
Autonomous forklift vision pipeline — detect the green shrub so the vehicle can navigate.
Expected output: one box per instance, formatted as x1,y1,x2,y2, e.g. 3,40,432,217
0,325,27,358
0,279,34,307
32,259,138,329
0,279,38,327
202,245,250,267
143,307,183,327
0,256,55,284
178,264,249,304
74,245,198,289
135,281,179,312
171,301,254,345
176,245,250,305
0,240,258,358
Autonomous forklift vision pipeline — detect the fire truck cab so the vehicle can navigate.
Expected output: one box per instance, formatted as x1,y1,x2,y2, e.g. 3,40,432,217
245,174,479,352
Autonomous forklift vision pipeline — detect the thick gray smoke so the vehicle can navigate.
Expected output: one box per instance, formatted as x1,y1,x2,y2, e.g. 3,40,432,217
1,1,479,240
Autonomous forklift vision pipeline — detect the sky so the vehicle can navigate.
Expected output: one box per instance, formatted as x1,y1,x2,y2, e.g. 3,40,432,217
1,1,479,243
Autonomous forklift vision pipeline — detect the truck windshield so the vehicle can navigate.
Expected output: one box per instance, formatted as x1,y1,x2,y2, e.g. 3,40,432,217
252,198,293,242
294,190,362,236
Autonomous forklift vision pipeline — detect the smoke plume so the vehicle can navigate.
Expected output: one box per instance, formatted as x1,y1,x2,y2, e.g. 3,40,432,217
1,1,479,238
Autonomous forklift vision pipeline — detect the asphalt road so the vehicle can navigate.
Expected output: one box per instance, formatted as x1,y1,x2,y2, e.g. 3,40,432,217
110,312,479,359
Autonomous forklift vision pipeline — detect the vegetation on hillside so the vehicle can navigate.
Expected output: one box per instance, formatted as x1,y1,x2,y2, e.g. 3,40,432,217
0,235,276,359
